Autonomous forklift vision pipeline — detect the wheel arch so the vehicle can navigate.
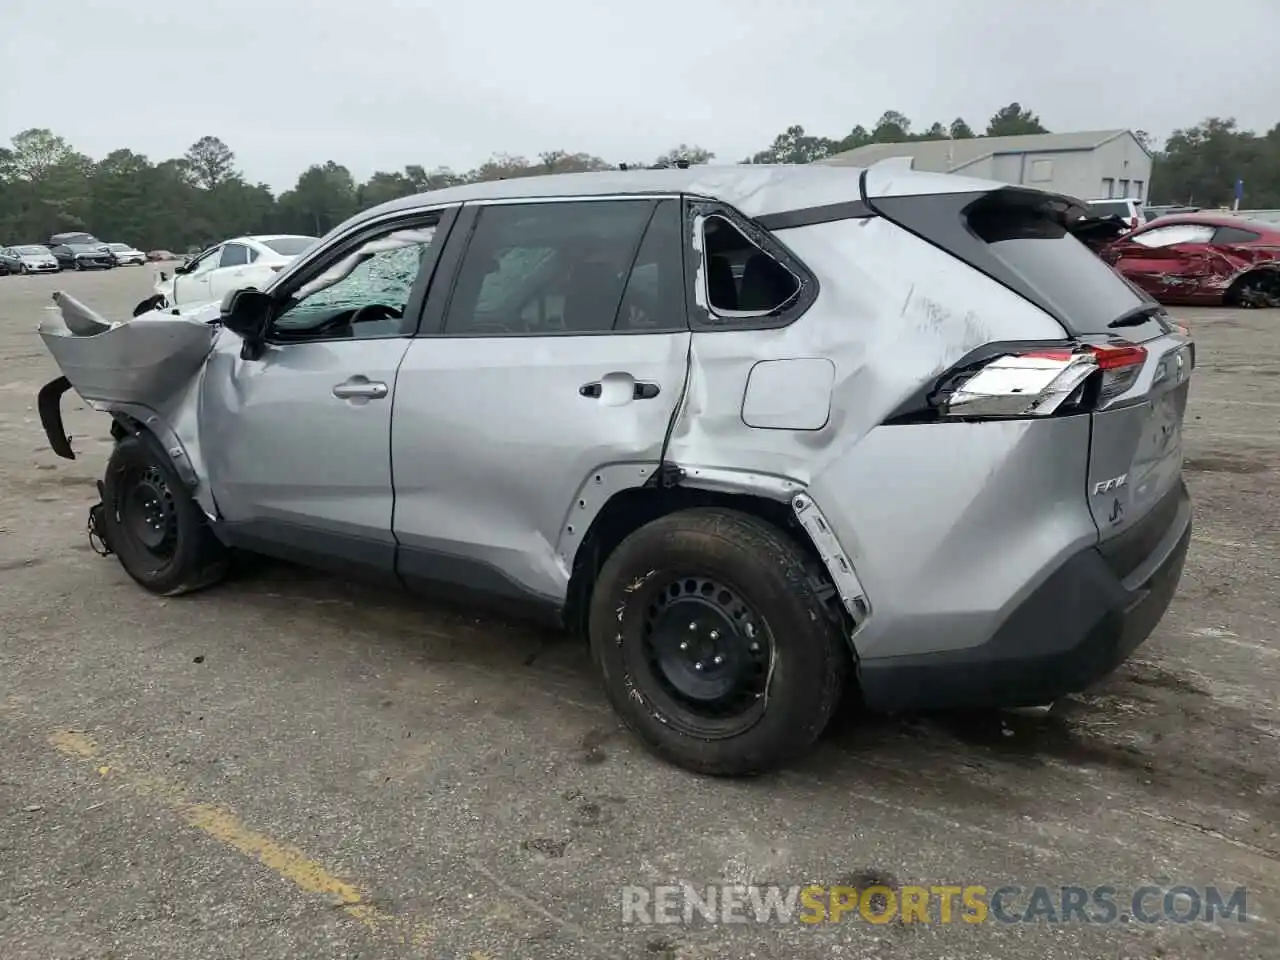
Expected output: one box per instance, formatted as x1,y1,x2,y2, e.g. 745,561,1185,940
1225,265,1280,307
104,406,221,524
562,472,867,651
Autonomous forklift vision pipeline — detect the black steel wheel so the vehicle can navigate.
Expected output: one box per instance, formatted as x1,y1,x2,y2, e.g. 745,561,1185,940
636,575,773,739
120,464,179,559
590,507,849,776
101,433,229,596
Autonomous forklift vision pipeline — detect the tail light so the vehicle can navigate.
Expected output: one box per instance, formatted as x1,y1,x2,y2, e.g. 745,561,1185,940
931,342,1147,419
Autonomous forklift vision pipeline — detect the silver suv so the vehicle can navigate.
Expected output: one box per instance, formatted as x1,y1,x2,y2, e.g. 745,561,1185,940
36,160,1194,776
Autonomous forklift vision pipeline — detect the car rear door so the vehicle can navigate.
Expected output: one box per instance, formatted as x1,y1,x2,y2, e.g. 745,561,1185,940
390,196,691,607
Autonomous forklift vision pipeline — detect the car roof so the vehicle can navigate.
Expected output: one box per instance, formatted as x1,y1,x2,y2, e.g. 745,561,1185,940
341,164,975,233
217,234,317,247
1138,213,1280,233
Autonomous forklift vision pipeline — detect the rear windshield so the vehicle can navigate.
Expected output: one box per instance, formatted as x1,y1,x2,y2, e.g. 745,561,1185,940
262,236,316,256
967,193,1167,340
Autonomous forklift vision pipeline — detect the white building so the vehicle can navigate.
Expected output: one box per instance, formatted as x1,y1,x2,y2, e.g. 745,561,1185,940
819,129,1153,203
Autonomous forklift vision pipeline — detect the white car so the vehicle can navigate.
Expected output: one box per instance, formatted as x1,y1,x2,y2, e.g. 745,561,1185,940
150,234,317,310
106,243,146,266
1084,198,1147,233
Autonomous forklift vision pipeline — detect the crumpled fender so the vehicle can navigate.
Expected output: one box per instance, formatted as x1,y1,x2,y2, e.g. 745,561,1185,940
36,291,223,517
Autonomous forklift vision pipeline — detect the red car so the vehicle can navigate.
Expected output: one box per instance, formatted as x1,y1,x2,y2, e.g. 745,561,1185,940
1099,214,1280,308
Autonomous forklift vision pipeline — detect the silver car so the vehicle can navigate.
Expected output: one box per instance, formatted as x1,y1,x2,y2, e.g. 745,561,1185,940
35,159,1194,776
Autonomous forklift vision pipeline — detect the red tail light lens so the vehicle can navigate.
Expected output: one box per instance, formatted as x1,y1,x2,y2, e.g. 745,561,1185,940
1089,342,1146,403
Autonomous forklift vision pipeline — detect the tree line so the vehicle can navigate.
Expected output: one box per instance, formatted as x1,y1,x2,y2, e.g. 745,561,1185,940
1,101,1277,253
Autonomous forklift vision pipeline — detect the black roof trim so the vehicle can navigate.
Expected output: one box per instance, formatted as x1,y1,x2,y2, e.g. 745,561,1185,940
754,199,874,232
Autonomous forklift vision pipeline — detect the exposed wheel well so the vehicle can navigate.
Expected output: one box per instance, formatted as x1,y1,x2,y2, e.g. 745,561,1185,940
563,484,851,643
1226,268,1280,307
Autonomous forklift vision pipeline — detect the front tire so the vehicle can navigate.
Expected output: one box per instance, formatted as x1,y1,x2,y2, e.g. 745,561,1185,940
589,508,849,776
101,433,229,596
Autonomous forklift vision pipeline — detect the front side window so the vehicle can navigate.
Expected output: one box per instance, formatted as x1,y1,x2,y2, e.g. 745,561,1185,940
1130,224,1216,248
443,200,656,336
270,221,439,340
188,247,223,275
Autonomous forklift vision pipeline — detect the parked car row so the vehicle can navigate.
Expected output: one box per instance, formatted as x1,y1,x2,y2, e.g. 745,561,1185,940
0,233,148,274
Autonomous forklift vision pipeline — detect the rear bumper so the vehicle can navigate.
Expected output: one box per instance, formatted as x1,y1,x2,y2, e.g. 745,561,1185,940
859,480,1192,711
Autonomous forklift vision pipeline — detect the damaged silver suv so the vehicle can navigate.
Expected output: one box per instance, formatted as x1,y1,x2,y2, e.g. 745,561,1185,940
36,159,1194,776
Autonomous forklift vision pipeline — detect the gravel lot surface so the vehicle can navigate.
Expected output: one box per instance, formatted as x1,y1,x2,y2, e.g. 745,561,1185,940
1,267,1277,959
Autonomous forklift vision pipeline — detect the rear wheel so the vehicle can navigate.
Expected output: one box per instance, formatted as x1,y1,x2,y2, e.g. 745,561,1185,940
589,508,849,776
101,433,228,596
1229,270,1280,308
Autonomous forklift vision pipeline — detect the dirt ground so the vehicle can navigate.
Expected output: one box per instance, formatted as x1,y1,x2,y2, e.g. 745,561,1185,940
0,266,1276,960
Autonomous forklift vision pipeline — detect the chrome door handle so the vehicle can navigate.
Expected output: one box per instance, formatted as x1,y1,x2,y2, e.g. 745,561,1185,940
333,378,388,400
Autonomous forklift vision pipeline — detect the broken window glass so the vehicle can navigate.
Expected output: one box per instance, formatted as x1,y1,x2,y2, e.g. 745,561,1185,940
701,215,799,316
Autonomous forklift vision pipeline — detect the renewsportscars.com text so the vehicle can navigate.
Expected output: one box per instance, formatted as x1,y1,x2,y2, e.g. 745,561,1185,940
620,883,1249,926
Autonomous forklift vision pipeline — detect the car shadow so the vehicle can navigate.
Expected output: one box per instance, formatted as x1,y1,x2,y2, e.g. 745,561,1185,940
206,553,1265,812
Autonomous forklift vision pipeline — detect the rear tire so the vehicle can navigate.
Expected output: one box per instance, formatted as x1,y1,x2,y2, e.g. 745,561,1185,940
1228,270,1280,308
101,433,229,596
588,507,849,776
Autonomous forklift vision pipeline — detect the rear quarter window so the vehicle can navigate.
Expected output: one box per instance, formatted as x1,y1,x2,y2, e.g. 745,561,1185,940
1212,226,1262,244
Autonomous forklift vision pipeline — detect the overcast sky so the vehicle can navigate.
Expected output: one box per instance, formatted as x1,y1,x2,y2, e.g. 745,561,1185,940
4,0,1277,191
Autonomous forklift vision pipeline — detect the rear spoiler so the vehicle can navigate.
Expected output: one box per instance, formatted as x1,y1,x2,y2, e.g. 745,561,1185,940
857,156,1088,226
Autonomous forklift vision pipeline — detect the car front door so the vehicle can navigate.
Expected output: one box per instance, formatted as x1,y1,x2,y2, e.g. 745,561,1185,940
199,207,458,576
172,245,223,304
391,196,691,608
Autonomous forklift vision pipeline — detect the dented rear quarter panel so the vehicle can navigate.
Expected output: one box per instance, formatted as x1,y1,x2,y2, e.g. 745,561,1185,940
667,214,1100,660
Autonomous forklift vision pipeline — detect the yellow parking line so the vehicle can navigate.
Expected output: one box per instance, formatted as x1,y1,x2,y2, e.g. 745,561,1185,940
49,730,431,948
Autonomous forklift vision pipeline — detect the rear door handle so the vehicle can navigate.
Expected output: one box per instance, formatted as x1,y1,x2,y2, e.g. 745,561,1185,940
333,377,388,400
579,380,661,400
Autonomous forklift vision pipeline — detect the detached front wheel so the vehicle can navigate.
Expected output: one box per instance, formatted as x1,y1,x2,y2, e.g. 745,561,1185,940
589,508,849,776
101,434,229,596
